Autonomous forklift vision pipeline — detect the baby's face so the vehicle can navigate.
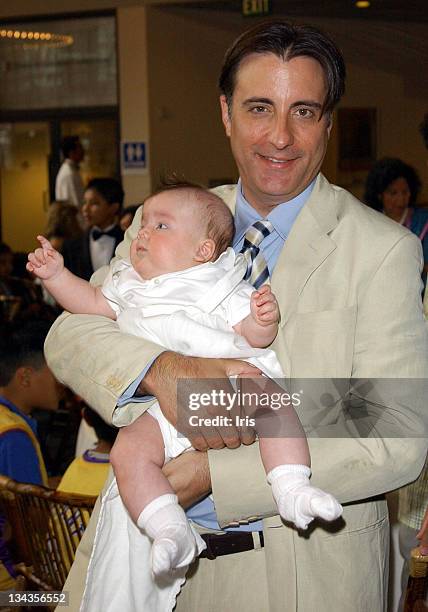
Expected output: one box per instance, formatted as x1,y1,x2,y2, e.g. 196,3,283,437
130,191,206,280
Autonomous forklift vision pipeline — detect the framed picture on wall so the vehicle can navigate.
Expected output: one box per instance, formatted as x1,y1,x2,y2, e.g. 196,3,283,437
337,108,377,172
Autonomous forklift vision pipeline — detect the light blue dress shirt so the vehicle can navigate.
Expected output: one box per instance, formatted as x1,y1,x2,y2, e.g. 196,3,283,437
120,177,316,530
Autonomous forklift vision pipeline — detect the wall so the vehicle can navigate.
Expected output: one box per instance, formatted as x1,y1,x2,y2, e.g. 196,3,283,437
0,2,427,218
117,6,152,203
145,8,428,202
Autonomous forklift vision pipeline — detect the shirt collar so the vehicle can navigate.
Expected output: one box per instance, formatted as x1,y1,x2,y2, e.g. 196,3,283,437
91,223,116,238
233,177,316,244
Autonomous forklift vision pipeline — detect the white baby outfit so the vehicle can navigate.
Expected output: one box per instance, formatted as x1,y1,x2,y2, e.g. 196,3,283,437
80,249,285,612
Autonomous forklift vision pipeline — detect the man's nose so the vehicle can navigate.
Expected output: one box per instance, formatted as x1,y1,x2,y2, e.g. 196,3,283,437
268,113,294,149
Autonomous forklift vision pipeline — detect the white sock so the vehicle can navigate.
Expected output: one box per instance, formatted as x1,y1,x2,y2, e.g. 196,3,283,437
267,464,343,530
137,493,203,576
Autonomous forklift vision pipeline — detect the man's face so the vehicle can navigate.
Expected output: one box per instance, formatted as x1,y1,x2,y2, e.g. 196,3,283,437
220,53,332,214
70,142,85,164
82,188,118,229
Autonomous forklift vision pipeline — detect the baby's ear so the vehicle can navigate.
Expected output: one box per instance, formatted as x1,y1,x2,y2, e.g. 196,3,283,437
195,238,216,263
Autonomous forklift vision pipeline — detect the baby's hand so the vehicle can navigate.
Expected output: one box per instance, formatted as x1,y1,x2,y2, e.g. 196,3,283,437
26,236,64,281
250,284,280,327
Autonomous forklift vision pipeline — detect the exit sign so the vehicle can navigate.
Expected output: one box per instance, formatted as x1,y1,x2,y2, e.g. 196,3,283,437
242,0,270,16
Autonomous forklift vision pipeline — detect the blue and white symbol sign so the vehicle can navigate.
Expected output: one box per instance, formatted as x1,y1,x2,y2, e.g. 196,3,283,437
121,141,148,174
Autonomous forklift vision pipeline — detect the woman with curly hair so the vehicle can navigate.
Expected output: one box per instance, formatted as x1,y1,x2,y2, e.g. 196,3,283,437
364,157,428,283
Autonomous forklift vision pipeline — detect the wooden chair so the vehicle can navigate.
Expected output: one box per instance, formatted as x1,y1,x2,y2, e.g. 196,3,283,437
404,547,428,612
0,475,96,591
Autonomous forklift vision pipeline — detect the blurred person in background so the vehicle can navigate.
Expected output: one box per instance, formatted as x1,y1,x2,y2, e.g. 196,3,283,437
61,178,124,281
364,157,428,286
0,321,62,590
55,135,85,209
57,406,118,497
0,242,13,278
0,242,49,323
45,201,83,252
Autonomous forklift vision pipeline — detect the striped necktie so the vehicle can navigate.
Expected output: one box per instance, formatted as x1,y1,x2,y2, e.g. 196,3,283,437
240,220,274,289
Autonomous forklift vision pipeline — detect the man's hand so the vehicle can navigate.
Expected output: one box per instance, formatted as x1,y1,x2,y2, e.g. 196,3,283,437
140,351,261,450
162,450,210,509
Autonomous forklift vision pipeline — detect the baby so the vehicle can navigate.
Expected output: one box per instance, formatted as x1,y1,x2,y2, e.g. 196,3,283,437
28,182,342,578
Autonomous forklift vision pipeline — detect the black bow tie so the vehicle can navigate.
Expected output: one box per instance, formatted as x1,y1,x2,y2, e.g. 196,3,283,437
91,227,117,241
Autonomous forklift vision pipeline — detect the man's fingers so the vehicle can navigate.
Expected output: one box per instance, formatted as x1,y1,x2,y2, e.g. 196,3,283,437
238,425,257,446
188,432,209,451
221,358,261,378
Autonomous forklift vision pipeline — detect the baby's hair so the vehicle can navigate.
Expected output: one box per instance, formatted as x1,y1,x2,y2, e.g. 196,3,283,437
152,176,235,261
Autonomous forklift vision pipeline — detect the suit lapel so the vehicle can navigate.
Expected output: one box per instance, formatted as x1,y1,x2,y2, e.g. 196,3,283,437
215,177,340,327
272,175,339,326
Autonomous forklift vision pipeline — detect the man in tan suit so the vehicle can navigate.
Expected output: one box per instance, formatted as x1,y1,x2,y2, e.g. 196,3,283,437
46,21,428,611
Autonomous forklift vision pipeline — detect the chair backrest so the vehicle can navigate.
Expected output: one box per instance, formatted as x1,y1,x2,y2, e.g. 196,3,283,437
403,547,428,612
0,474,96,591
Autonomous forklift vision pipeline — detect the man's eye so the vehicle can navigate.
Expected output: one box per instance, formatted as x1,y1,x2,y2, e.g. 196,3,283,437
250,106,269,114
295,108,314,118
156,223,167,230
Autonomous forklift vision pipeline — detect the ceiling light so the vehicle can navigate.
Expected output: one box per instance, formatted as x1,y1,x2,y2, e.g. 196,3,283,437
0,28,73,47
355,0,370,7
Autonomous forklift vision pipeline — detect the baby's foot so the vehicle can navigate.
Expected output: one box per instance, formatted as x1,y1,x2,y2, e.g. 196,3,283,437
138,493,206,576
151,523,201,576
267,465,343,530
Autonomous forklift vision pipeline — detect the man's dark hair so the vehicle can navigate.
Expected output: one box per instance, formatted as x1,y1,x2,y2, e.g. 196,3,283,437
86,178,125,209
364,157,421,211
219,20,346,118
0,321,51,386
61,135,81,159
419,113,428,150
83,407,118,446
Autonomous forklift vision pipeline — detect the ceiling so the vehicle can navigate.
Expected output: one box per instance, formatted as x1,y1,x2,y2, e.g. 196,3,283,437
172,0,428,23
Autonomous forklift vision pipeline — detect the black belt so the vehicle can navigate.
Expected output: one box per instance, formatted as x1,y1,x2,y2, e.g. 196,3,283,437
199,530,264,560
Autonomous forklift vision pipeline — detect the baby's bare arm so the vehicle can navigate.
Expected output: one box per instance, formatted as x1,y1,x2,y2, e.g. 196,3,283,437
234,285,279,348
27,235,116,319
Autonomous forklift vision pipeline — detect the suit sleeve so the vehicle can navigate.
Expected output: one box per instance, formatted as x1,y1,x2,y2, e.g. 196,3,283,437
44,207,162,427
209,233,428,527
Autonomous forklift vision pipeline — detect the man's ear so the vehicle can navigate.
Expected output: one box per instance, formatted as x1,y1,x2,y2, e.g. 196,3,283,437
194,239,216,263
220,95,232,138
